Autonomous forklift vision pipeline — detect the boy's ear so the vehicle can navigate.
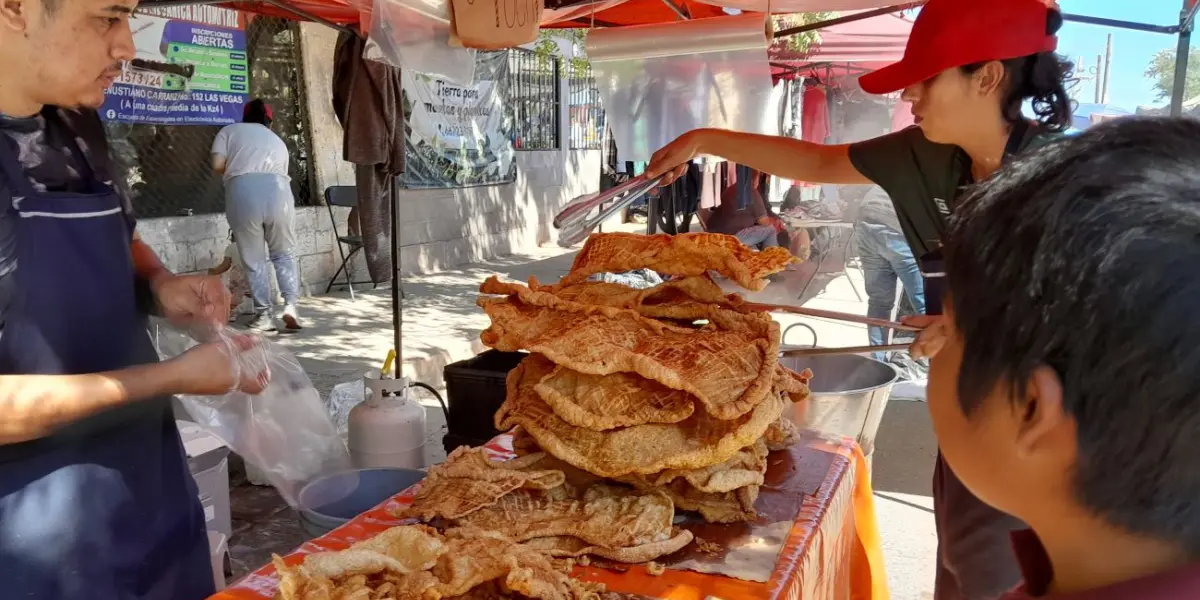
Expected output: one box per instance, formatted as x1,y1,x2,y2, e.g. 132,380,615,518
1014,365,1072,459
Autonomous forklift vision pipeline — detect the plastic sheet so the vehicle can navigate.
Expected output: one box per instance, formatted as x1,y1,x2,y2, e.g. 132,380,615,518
157,326,353,508
586,14,779,162
361,0,476,84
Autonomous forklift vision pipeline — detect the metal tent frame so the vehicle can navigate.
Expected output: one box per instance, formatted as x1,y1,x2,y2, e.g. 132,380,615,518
138,0,1200,360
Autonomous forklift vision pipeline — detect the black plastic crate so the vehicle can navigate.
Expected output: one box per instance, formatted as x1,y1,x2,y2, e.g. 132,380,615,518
443,350,527,450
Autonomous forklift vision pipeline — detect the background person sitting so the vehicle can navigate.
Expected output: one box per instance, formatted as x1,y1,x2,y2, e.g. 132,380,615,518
702,177,788,251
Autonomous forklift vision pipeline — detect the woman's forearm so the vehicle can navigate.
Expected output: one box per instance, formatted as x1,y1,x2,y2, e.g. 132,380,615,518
694,129,870,185
0,362,182,444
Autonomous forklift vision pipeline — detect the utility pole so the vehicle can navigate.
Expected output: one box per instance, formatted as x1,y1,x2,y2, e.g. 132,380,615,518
1101,34,1113,104
1095,55,1103,103
1170,0,1195,116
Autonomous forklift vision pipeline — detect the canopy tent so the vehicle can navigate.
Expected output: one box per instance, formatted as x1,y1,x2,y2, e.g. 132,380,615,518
769,11,911,82
134,0,1197,362
208,0,909,30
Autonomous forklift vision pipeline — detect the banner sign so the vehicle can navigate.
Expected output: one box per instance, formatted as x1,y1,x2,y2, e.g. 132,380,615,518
101,6,249,126
401,51,517,188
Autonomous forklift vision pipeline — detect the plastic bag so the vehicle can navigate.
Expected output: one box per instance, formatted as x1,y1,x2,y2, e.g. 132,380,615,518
326,379,366,443
361,0,476,84
155,325,353,508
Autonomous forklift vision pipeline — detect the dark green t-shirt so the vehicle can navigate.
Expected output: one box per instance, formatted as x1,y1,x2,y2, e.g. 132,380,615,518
848,125,1057,258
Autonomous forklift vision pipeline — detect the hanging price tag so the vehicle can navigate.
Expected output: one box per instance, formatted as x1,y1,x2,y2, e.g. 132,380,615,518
450,0,543,50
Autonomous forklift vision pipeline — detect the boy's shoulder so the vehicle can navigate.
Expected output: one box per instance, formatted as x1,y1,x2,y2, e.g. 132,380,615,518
1006,531,1200,599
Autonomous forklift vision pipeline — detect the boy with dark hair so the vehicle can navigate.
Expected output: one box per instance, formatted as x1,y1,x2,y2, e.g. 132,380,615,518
927,116,1200,598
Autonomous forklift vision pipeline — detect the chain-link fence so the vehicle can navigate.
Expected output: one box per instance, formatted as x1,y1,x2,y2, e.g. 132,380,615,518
508,48,561,150
568,64,605,150
104,16,313,219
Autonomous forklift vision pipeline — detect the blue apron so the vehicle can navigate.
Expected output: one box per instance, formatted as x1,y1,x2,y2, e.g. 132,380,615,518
0,109,213,600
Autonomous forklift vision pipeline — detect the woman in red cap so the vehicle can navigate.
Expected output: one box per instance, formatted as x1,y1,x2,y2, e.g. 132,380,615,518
647,1,1072,598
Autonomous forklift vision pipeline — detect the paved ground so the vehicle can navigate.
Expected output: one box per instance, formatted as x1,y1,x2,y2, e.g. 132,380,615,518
221,233,939,599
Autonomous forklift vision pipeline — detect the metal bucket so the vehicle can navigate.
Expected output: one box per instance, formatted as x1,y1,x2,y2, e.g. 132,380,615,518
296,468,426,539
778,353,899,456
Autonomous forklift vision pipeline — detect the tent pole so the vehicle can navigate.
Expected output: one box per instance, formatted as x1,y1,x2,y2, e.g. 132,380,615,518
775,3,922,39
1170,0,1195,116
659,0,687,20
391,177,403,373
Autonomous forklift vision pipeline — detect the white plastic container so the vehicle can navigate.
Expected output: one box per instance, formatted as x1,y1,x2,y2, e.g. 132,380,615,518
348,374,427,469
176,421,232,540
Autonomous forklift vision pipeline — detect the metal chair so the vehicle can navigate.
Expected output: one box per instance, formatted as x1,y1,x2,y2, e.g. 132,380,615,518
324,186,378,300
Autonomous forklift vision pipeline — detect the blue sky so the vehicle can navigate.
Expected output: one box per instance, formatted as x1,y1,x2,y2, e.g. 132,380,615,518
1056,0,1190,109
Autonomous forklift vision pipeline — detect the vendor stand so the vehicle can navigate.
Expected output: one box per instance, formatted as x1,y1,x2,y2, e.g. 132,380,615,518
210,432,886,600
135,0,1198,597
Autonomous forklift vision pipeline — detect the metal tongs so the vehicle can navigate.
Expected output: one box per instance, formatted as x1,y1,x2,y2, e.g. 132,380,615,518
555,174,664,247
743,302,921,357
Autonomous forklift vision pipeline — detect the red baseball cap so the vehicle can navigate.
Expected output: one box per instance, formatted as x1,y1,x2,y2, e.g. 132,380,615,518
858,0,1059,95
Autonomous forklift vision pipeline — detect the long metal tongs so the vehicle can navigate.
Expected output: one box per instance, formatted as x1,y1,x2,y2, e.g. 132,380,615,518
747,303,921,358
555,174,664,247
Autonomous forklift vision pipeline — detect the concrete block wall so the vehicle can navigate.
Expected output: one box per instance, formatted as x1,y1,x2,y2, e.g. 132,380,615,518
136,22,602,294
136,206,346,297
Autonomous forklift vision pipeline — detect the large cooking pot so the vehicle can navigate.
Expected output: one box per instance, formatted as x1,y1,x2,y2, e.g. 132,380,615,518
778,353,898,457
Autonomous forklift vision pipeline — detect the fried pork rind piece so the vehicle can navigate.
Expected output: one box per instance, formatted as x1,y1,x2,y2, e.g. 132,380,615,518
557,232,797,292
454,484,676,548
432,528,604,600
515,275,751,321
497,355,788,478
661,481,762,524
272,525,447,600
397,446,566,521
479,286,781,421
763,416,803,451
272,526,603,600
535,365,695,430
614,439,768,494
523,527,695,563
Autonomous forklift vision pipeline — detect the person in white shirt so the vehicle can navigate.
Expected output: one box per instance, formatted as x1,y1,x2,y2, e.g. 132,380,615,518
211,99,302,332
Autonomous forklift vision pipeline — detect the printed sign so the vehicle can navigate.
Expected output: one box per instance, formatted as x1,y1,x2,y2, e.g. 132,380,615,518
401,51,517,188
101,6,249,126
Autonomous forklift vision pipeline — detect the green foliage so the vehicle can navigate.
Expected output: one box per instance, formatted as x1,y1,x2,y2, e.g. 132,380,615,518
533,28,592,78
1145,46,1200,102
771,12,834,54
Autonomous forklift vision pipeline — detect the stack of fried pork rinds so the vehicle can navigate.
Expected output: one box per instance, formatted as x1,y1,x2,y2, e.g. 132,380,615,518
395,446,695,564
272,524,606,600
476,233,809,524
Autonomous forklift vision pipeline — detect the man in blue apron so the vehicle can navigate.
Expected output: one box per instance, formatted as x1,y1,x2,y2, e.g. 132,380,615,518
0,0,266,597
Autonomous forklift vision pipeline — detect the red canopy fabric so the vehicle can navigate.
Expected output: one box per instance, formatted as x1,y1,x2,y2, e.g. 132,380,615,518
770,12,912,82
201,0,910,30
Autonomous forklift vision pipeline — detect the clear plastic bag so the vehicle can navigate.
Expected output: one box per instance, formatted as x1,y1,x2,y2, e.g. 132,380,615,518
155,325,353,508
361,0,476,84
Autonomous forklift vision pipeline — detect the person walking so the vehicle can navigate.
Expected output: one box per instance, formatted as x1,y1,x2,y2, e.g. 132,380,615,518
856,186,925,362
647,1,1073,598
0,0,268,596
212,99,302,332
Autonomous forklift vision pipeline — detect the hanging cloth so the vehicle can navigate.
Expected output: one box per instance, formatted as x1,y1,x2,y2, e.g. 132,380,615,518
801,85,830,144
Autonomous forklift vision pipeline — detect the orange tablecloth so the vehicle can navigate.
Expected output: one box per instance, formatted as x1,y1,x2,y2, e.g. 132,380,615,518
211,433,888,600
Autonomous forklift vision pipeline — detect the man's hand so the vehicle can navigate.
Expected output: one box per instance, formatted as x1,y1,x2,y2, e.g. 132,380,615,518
902,315,947,360
151,274,231,327
167,334,270,396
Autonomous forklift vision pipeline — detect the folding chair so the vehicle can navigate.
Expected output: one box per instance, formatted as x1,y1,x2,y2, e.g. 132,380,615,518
324,186,378,300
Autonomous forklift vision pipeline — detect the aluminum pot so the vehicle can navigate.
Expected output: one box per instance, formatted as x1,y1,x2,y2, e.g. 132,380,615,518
778,353,898,457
